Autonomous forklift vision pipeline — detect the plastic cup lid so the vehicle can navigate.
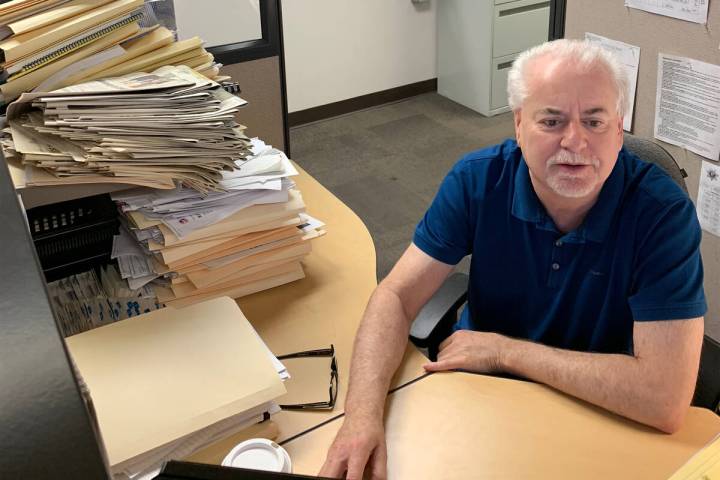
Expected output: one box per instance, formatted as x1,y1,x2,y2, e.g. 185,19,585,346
221,438,292,473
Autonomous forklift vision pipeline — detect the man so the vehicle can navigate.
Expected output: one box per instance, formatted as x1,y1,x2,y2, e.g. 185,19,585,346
320,39,706,480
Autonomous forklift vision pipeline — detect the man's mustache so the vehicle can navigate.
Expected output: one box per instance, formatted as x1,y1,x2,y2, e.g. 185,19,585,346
547,150,599,167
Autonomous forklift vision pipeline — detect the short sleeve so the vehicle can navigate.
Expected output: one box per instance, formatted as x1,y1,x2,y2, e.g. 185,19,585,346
413,164,473,265
628,198,707,321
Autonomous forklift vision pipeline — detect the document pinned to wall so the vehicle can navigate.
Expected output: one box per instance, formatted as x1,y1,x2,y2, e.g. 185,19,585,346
585,33,640,132
697,160,720,238
625,0,709,24
654,54,720,161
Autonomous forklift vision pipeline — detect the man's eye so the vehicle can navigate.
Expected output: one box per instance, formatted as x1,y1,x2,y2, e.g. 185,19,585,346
541,119,560,127
585,120,603,128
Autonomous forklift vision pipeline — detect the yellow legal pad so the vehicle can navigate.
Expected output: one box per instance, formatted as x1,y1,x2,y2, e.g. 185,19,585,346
65,296,286,468
669,433,720,479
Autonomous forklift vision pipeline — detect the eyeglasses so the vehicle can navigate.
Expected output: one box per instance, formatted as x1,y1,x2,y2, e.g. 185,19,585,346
277,345,338,411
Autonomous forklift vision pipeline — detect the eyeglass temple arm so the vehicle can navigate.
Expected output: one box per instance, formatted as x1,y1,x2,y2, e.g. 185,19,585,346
277,345,334,360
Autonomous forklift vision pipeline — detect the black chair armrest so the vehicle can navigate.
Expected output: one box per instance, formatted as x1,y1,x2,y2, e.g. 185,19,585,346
693,335,720,413
409,272,469,360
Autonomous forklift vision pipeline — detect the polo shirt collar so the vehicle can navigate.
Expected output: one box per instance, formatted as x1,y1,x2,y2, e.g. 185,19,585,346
511,151,626,243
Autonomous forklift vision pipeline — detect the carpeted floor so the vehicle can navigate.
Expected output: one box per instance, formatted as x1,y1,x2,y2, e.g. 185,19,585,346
290,92,516,280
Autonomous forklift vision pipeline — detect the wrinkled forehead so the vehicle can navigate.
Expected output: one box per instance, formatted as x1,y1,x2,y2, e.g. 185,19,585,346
523,55,619,111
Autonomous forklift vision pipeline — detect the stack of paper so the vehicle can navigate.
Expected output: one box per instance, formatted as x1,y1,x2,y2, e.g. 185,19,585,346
65,296,288,480
0,0,224,103
111,140,326,308
47,265,161,336
4,65,251,191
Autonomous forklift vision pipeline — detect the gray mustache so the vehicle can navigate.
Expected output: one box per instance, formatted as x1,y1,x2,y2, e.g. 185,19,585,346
548,151,599,167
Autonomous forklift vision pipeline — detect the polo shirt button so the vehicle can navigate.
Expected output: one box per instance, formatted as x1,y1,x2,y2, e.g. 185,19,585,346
552,263,560,271
555,240,563,247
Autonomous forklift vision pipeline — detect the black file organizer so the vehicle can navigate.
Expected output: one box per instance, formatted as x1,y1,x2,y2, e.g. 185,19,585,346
26,194,119,282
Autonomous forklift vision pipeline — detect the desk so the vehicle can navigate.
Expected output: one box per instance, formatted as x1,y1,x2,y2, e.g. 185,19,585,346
283,372,720,479
185,165,429,464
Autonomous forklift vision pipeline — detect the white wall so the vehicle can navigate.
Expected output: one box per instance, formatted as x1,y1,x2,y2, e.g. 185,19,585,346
174,0,262,47
281,1,437,113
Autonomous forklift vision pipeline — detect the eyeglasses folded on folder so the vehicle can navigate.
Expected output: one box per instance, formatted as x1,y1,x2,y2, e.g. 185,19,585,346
276,345,338,410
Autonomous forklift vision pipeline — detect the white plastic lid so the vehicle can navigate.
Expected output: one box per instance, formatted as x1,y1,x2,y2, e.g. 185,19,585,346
221,438,292,473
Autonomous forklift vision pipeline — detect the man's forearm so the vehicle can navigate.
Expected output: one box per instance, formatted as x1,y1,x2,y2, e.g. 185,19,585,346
344,285,412,420
500,336,696,433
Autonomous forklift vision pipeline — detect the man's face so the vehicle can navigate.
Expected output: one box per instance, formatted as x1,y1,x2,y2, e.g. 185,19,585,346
513,56,624,201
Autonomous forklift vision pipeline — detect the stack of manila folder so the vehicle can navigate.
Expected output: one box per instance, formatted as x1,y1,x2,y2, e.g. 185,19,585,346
0,0,224,103
65,296,287,479
130,189,325,308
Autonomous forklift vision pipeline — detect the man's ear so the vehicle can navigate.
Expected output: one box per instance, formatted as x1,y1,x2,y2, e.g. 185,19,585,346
513,110,523,146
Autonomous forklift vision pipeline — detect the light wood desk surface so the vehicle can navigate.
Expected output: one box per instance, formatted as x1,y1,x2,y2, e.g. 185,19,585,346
235,165,427,443
284,372,720,479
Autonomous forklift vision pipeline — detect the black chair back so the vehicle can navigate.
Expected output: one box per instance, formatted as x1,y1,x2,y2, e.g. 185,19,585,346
693,336,720,412
623,133,688,193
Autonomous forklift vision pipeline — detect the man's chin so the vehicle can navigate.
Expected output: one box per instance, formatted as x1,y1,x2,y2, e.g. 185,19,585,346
547,177,598,198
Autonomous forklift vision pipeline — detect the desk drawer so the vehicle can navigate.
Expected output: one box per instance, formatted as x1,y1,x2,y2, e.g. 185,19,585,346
493,0,550,58
491,53,517,110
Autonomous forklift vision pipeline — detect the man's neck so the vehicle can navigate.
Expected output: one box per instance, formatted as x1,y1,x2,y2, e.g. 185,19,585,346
530,178,600,234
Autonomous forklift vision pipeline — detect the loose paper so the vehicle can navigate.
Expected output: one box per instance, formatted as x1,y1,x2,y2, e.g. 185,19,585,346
697,160,720,237
625,0,709,24
654,54,720,161
668,433,720,479
585,33,640,132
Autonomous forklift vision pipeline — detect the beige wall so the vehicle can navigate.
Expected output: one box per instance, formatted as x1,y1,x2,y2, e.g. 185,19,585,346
281,0,437,112
565,1,720,338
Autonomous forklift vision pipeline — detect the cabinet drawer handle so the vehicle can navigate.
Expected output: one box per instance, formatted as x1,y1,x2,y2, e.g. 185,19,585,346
497,60,514,70
498,1,550,17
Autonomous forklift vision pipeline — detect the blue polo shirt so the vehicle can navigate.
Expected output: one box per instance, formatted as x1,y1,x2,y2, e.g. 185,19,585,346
413,139,706,355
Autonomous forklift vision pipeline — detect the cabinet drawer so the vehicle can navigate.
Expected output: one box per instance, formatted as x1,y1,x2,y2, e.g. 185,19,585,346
493,0,550,58
491,53,517,110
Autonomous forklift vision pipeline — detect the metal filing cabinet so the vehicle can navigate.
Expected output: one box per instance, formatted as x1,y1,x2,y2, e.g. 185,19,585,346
438,0,550,116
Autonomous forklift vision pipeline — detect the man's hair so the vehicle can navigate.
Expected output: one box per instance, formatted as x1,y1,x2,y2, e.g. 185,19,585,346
507,39,629,116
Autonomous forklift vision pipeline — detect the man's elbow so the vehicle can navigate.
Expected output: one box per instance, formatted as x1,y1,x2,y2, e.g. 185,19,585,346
648,401,689,434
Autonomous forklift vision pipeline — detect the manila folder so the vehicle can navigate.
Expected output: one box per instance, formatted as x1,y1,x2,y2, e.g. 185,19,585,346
65,296,286,467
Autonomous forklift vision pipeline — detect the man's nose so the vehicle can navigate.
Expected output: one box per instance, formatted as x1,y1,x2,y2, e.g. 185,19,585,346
559,120,588,153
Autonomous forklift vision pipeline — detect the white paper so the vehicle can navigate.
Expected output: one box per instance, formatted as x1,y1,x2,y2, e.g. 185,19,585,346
34,45,125,92
222,150,298,182
585,33,640,132
625,0,709,24
111,228,147,259
161,189,289,238
127,274,159,291
299,213,326,233
117,255,154,279
697,160,720,237
654,54,720,161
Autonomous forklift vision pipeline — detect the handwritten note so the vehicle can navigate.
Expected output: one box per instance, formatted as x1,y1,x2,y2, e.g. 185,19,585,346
625,0,709,24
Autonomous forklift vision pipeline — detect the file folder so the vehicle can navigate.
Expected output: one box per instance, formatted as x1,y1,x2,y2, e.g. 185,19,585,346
65,296,286,468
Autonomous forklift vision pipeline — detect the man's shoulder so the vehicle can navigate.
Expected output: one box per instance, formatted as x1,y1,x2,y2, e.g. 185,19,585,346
451,139,521,184
619,147,689,210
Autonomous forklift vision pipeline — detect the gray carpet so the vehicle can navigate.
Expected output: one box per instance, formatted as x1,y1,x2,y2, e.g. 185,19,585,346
290,93,516,280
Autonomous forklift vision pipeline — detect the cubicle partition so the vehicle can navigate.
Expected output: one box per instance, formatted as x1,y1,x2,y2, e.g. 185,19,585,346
564,2,720,339
0,1,289,477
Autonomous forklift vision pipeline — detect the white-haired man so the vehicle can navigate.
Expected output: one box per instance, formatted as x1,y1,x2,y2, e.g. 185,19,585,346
319,39,706,480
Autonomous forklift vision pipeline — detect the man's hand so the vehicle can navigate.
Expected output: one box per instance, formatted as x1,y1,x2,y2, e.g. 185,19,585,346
319,415,387,480
423,330,507,373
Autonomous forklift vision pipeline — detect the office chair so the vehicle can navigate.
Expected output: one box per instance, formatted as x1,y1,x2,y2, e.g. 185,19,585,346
408,134,720,413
